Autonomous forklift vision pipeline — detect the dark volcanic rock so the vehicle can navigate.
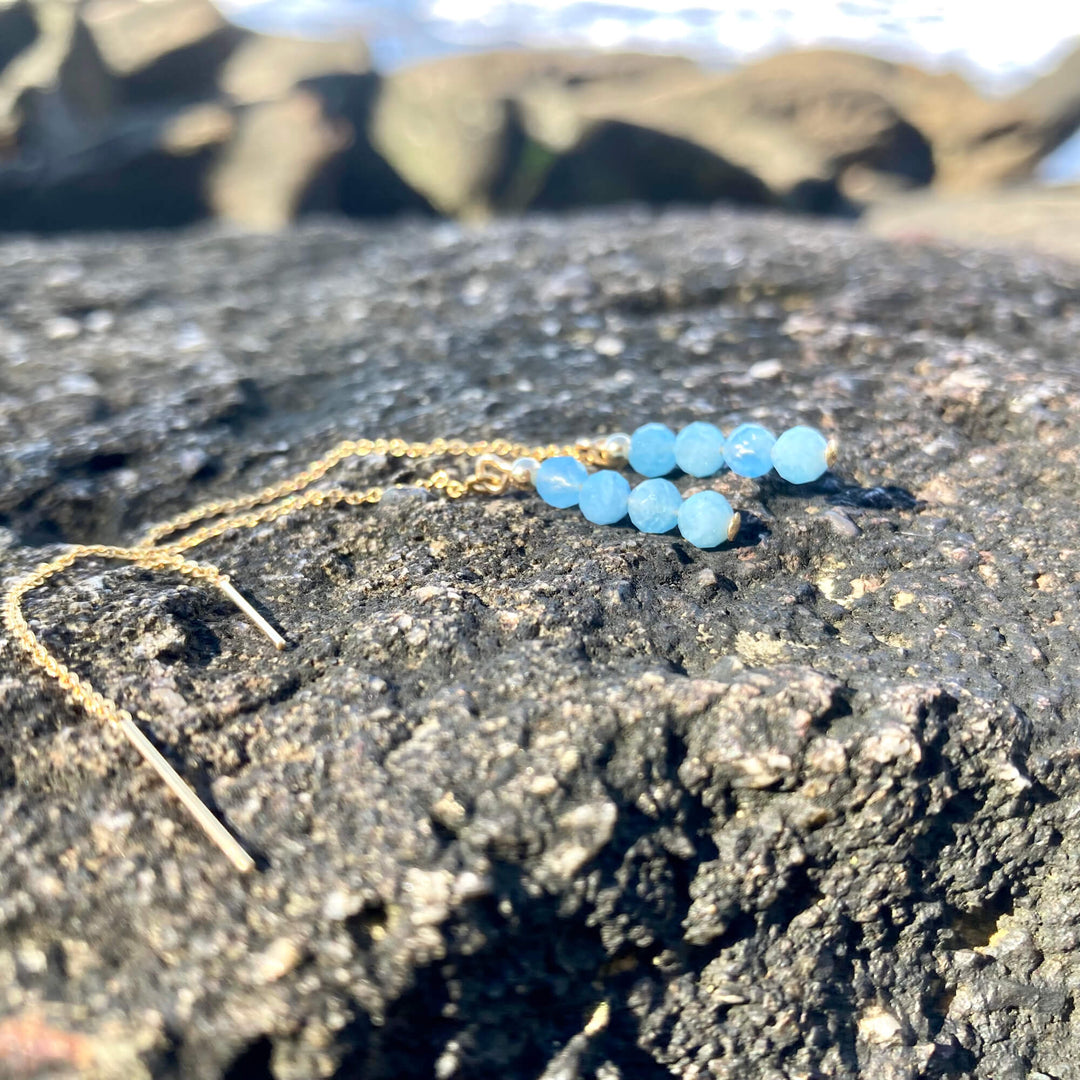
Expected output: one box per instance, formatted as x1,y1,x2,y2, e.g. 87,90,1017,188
1,209,1079,1078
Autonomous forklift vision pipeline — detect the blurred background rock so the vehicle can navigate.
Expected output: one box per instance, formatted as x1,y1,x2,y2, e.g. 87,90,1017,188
1,0,1079,253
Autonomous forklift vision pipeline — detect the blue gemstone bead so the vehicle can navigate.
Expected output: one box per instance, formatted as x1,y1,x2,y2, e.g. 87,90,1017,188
724,423,776,478
578,469,631,525
627,478,682,534
536,455,589,508
675,421,725,478
629,422,676,477
771,425,830,484
677,490,735,549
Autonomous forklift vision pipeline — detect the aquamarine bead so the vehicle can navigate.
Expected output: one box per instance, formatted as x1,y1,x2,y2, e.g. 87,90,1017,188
578,469,631,525
675,421,725,478
724,423,776,478
536,455,588,508
678,490,735,549
629,422,676,477
771,425,830,484
627,478,682,534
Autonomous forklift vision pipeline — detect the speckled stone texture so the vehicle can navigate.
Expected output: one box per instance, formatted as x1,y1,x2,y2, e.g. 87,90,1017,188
0,209,1078,1080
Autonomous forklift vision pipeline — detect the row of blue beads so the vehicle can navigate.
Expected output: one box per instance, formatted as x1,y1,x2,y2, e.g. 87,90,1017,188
535,458,736,549
629,421,830,484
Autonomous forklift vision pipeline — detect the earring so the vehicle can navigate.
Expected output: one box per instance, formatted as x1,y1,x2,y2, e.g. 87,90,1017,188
2,424,837,873
533,419,837,547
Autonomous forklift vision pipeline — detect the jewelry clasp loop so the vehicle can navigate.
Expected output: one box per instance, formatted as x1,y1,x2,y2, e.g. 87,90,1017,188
467,453,514,494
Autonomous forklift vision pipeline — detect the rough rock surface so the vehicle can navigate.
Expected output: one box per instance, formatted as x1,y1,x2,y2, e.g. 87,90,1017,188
1,208,1079,1079
868,184,1080,263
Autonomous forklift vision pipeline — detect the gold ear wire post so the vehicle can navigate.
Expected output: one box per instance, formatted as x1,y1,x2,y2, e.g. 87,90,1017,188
116,714,256,873
217,579,286,650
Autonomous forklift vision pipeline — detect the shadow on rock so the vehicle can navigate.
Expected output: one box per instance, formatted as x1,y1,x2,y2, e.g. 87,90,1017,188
759,472,919,512
529,119,775,212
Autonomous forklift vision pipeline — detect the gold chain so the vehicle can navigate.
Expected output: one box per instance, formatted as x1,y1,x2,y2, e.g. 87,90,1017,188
138,437,595,547
2,544,265,872
2,435,617,872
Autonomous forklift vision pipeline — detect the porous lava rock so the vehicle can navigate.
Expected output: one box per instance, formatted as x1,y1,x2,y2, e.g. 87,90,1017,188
0,208,1079,1078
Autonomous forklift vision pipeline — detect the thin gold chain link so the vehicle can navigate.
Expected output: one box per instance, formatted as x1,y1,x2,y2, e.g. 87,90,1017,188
2,433,617,871
138,437,595,548
4,545,226,728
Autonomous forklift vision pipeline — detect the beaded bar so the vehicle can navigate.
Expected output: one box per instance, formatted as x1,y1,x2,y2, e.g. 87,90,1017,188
536,421,837,547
